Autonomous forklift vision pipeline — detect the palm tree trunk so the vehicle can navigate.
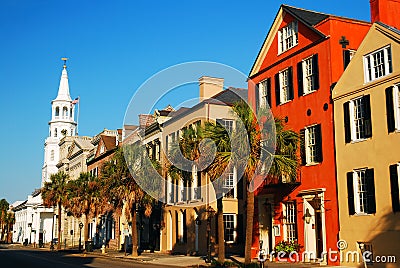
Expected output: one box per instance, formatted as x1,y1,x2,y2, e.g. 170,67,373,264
131,206,138,257
84,214,89,243
217,198,225,264
244,190,255,264
57,203,62,250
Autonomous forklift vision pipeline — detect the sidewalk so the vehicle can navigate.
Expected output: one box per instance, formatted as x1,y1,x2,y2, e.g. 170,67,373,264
87,248,211,267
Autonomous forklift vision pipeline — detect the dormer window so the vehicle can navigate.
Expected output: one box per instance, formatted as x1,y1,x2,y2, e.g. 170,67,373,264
363,45,392,83
278,21,298,54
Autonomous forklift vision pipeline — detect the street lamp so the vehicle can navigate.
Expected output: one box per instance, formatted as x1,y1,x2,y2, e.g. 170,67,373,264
205,206,215,263
303,208,312,224
79,222,83,252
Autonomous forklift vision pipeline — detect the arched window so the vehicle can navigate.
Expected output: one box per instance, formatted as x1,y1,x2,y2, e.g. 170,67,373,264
70,108,72,118
54,128,58,137
50,150,54,161
63,107,68,118
55,107,60,117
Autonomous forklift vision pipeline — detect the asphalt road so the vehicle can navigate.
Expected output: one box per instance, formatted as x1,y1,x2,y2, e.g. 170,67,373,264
0,248,173,268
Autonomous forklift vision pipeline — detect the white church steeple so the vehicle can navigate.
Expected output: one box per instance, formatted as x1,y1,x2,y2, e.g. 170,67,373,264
41,58,78,186
55,60,72,101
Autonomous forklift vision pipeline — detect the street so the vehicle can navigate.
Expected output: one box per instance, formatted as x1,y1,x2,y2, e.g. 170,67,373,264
0,247,177,268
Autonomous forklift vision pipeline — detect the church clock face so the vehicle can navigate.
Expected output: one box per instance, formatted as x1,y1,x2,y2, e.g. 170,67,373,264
61,129,67,136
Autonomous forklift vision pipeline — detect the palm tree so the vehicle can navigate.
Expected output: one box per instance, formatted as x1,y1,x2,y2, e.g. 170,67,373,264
0,199,10,242
67,172,107,245
4,212,15,243
202,121,232,264
101,146,155,257
204,101,299,265
42,171,69,250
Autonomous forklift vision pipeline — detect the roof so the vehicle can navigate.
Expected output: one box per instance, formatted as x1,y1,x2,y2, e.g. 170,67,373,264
163,88,248,125
284,5,329,26
377,21,400,35
101,135,117,151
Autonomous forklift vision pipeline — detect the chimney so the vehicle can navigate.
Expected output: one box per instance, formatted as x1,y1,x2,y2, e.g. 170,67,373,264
370,0,400,29
139,114,154,128
199,76,224,101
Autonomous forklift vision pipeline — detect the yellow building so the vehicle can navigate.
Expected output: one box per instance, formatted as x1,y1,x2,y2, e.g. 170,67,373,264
332,22,400,267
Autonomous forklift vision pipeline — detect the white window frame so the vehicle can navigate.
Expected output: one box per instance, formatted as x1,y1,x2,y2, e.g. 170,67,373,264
278,21,298,54
218,119,235,133
283,202,296,242
223,167,237,199
393,84,400,130
352,169,369,215
349,97,367,142
279,68,290,103
223,214,237,243
363,45,392,82
258,79,269,109
396,164,400,206
302,56,315,94
304,125,317,164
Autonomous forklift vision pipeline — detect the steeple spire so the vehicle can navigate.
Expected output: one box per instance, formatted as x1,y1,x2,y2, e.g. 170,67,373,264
55,57,71,101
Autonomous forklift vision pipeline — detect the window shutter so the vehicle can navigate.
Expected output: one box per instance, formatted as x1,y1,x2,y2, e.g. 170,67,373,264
300,129,306,165
347,172,355,215
297,61,303,96
255,84,260,114
315,124,323,163
388,46,393,74
288,67,294,100
365,168,376,214
389,164,400,212
363,95,372,138
236,214,244,243
343,102,351,143
343,50,351,70
386,86,395,133
275,73,280,105
278,30,282,54
312,54,319,91
266,78,271,107
237,177,243,200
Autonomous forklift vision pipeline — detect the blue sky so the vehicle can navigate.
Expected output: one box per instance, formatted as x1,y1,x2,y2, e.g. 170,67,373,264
0,0,370,203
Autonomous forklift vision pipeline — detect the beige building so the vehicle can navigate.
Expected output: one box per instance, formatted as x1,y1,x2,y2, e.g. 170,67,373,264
160,77,247,256
332,22,400,267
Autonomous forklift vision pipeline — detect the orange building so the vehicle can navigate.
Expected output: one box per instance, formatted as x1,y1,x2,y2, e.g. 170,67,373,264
248,5,370,264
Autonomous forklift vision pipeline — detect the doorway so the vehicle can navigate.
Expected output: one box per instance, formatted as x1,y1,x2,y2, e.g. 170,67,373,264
303,194,325,261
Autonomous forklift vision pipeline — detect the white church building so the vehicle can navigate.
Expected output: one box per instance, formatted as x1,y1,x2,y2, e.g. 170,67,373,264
13,60,78,245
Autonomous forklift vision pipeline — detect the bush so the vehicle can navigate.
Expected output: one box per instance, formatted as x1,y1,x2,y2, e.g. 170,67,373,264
273,240,302,254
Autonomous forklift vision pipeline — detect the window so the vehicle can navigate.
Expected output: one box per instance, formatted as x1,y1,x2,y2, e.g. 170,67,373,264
256,78,271,112
284,202,297,242
364,45,392,82
63,107,68,118
298,54,319,95
55,107,60,117
278,21,298,53
50,150,54,161
389,164,400,212
216,119,234,133
275,67,293,105
385,84,400,132
223,214,237,243
343,95,372,143
300,124,322,165
100,145,105,154
54,128,58,137
344,49,356,70
347,168,376,215
223,172,236,198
